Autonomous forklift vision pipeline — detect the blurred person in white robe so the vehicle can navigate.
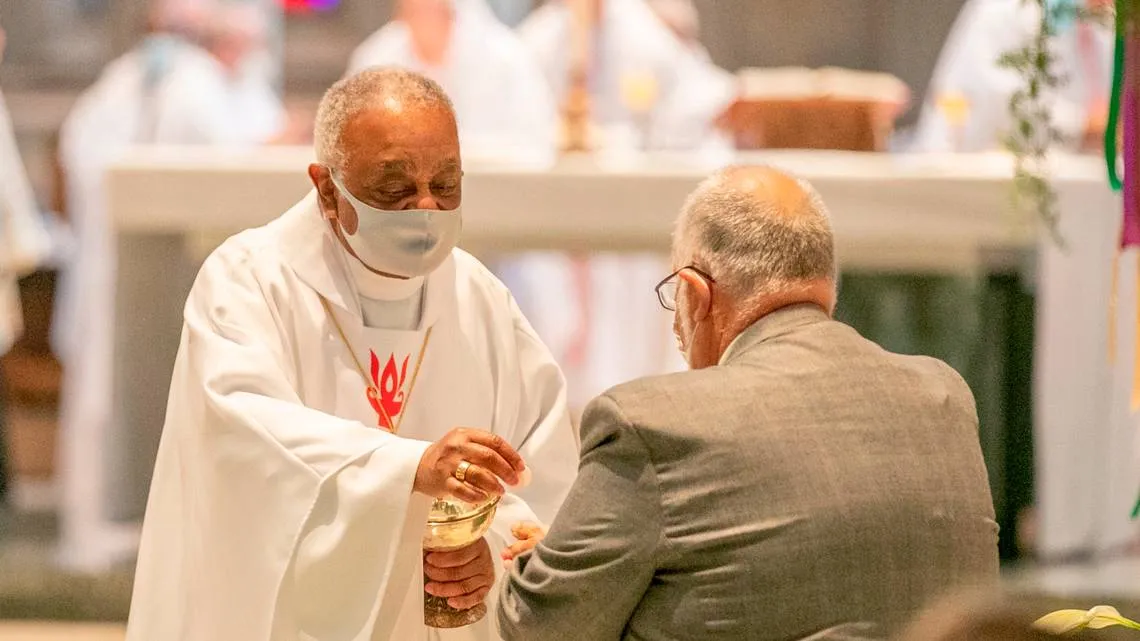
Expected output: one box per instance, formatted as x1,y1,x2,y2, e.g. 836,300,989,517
0,22,53,505
347,0,558,163
506,0,728,410
125,67,577,641
912,0,1113,153
518,0,736,152
646,0,707,60
486,0,535,26
54,0,286,572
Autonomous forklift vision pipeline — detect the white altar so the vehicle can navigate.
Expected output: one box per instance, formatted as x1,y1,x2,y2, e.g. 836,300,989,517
97,147,1125,563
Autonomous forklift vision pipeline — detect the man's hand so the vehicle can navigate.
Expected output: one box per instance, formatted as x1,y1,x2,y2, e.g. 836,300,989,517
424,538,496,610
415,428,525,502
501,522,547,565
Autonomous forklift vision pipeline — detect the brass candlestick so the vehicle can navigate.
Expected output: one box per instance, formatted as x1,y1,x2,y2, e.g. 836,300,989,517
561,68,594,153
422,495,501,628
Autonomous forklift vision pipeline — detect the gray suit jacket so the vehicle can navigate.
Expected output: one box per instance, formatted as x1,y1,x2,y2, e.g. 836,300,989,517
497,304,999,641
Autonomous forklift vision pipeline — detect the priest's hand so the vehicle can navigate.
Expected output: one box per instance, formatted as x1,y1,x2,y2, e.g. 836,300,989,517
424,537,496,610
501,521,547,566
415,428,525,502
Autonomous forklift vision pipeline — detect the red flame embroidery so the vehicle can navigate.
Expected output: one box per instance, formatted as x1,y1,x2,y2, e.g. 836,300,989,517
369,350,409,431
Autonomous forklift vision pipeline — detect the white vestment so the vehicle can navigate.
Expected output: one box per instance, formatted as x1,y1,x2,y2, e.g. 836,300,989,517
517,0,736,152
0,88,51,355
55,34,285,572
911,0,1113,152
125,193,578,640
347,0,558,163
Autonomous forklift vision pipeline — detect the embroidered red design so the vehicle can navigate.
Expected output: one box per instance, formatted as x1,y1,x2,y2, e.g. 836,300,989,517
369,350,409,431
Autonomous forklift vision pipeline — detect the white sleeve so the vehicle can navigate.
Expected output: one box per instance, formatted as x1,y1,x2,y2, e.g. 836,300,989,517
482,289,579,623
486,291,578,544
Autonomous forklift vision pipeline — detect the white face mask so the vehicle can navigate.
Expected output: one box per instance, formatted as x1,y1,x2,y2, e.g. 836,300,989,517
330,175,462,278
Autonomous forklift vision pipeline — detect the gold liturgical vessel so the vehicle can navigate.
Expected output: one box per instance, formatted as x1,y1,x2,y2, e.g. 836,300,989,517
422,495,501,628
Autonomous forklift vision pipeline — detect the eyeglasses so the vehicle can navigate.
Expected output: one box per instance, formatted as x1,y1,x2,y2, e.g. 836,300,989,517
654,265,715,311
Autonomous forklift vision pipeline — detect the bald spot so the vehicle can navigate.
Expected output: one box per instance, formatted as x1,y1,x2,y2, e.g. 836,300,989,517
718,166,813,221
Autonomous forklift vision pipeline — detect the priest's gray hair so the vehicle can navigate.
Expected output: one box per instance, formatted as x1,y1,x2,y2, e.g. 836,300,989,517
672,166,836,302
314,67,456,172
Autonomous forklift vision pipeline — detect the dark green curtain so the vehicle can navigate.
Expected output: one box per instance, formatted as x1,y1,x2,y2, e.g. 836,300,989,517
835,271,1035,562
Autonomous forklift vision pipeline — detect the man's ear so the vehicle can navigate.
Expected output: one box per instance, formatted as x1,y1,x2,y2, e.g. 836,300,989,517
678,269,712,322
308,163,338,221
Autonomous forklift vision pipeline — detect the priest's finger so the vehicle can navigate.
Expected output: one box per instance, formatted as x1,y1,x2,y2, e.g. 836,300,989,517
425,541,484,570
461,443,520,485
459,462,505,497
444,477,487,504
424,561,472,583
425,574,493,599
464,430,526,472
447,586,492,611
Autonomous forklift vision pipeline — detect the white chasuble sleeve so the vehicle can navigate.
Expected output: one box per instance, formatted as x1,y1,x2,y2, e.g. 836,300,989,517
127,244,431,641
485,292,578,553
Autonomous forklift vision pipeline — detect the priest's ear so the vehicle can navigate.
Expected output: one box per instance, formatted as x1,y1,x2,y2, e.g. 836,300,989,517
308,163,340,222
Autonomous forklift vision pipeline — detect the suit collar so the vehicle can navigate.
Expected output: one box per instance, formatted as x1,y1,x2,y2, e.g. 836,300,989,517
719,303,830,366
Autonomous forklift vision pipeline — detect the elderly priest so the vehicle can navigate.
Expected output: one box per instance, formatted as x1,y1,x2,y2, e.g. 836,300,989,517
125,68,578,641
497,166,1000,640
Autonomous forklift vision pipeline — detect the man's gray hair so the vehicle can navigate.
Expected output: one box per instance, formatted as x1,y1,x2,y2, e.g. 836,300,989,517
673,166,836,302
313,67,455,172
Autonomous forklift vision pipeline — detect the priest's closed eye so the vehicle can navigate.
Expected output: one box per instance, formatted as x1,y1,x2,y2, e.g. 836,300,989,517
432,180,460,194
375,185,416,201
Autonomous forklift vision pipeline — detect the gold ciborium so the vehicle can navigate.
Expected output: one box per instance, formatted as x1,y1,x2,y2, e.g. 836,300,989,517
422,495,501,628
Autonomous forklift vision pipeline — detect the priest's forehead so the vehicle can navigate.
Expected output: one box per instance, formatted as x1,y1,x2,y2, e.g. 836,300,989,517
339,105,460,184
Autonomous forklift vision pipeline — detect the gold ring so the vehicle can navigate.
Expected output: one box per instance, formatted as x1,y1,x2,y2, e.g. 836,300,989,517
454,460,472,483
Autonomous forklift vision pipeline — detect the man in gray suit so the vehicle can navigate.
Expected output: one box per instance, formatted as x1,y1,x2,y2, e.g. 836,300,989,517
495,165,1000,640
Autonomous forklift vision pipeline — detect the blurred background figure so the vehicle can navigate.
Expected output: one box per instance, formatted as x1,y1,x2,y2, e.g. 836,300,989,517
0,20,53,508
347,0,557,161
518,0,736,153
205,2,290,143
911,0,1113,153
52,0,286,573
503,0,733,411
485,0,534,25
645,0,707,60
